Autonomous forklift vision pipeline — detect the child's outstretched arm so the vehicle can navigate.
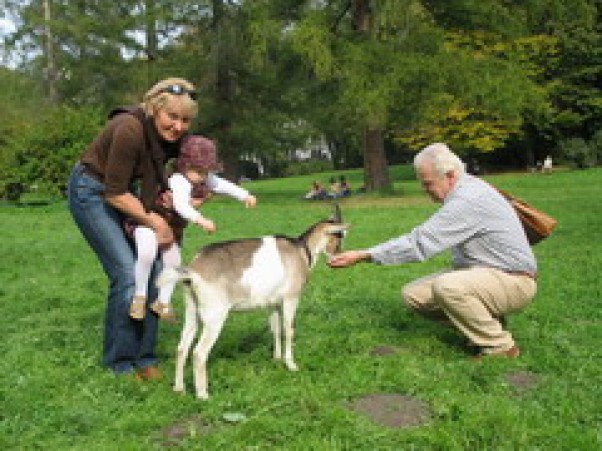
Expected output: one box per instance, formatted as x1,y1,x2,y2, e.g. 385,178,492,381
243,195,257,208
169,174,217,234
193,216,216,234
206,174,257,208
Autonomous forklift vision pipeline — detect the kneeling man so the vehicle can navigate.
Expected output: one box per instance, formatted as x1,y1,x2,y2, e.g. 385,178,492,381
328,143,537,358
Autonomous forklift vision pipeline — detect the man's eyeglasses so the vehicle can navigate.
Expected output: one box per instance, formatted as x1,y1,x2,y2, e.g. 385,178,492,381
158,84,198,101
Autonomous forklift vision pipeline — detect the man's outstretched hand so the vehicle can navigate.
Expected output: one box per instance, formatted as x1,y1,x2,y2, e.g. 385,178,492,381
328,250,371,268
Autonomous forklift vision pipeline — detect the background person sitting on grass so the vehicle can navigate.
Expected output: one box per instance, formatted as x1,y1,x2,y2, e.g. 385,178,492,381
328,142,538,359
304,180,327,200
339,175,352,197
327,176,341,198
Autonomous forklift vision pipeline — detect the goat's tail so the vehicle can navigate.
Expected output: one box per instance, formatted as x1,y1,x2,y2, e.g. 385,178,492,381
156,266,193,288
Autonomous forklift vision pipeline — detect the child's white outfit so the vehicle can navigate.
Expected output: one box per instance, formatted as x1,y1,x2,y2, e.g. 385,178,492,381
131,172,250,321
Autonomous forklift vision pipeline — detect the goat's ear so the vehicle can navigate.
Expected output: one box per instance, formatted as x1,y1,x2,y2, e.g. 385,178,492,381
326,223,349,234
330,203,342,223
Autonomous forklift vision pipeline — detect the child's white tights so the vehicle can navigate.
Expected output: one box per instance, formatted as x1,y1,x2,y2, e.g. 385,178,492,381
133,226,181,305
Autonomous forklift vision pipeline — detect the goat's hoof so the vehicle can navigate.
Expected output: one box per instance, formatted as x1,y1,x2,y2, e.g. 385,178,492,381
196,392,209,400
173,385,185,394
285,361,298,371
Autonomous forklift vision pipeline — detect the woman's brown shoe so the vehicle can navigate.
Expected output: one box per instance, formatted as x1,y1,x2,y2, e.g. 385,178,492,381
135,366,162,381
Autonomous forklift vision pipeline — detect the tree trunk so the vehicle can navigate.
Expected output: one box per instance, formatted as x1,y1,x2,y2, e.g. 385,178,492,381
352,0,391,191
43,0,58,104
363,128,390,190
145,0,158,83
352,0,371,33
212,0,238,182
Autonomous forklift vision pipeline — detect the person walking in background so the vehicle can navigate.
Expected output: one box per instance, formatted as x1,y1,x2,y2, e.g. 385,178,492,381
542,155,553,174
329,143,537,359
128,135,257,322
67,78,198,380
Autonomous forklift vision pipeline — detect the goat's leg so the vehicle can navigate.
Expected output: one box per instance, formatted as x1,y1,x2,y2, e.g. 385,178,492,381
193,306,229,400
174,288,198,394
269,309,282,361
282,298,299,371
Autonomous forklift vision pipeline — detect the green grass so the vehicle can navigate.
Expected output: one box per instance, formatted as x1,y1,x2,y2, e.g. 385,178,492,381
1,166,601,450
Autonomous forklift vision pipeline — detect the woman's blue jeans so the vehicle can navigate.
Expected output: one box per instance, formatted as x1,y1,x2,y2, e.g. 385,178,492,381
67,163,160,374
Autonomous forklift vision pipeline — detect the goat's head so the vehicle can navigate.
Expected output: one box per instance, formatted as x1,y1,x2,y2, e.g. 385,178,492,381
325,203,347,255
304,204,348,259
300,204,348,261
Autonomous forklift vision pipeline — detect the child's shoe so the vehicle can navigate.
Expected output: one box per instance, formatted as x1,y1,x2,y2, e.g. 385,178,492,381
129,295,147,320
150,300,176,323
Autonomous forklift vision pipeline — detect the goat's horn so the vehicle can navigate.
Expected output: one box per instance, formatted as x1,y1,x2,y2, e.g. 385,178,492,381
332,203,342,222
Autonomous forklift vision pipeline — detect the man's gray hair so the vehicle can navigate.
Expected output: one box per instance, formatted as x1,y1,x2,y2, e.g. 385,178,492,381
414,143,466,177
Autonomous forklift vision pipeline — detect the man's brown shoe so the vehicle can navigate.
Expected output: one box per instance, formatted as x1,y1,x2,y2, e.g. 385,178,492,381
473,345,520,360
135,366,162,381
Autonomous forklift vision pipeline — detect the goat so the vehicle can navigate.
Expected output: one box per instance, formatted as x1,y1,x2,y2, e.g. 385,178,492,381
156,205,348,399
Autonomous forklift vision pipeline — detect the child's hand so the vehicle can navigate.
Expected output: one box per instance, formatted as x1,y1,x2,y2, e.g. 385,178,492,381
244,195,257,208
196,218,216,234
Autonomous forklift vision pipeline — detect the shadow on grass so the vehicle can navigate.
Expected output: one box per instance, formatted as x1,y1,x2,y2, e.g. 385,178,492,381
0,199,60,207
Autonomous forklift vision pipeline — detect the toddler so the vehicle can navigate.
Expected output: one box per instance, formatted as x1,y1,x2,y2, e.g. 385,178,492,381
129,135,257,322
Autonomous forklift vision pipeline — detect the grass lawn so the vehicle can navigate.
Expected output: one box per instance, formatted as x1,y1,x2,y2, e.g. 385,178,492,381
1,166,600,450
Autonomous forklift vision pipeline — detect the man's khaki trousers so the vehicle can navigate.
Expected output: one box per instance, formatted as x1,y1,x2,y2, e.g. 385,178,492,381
402,267,537,353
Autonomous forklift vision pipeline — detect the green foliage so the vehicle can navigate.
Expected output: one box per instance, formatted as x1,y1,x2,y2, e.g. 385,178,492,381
559,132,602,169
282,159,333,177
589,129,602,163
394,95,523,156
0,68,45,145
1,0,601,185
0,106,104,198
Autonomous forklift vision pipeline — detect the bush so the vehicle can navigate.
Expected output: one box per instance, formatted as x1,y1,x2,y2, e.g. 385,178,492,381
559,137,596,169
0,106,104,199
283,159,333,177
589,129,602,165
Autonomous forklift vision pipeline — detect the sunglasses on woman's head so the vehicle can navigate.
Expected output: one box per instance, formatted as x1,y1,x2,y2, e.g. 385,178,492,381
158,84,198,100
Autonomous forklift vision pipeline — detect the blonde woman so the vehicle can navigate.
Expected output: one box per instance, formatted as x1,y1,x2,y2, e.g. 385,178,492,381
67,78,198,380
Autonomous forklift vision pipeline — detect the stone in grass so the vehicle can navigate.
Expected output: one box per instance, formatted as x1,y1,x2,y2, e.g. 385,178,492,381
155,414,214,447
222,412,247,423
351,393,431,429
505,371,540,394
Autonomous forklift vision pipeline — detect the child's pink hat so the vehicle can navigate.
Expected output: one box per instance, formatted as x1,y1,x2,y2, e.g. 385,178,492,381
177,135,222,173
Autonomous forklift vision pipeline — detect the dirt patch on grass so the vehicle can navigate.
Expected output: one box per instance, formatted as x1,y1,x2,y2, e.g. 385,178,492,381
505,371,539,394
351,393,431,429
369,345,398,356
155,414,214,447
369,344,413,356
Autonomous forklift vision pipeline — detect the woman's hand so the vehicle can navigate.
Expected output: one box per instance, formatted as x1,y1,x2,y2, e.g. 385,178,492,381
106,192,175,247
148,212,175,247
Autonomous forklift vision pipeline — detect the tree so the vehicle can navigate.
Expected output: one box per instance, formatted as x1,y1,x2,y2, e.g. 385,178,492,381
290,1,538,187
351,0,391,191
